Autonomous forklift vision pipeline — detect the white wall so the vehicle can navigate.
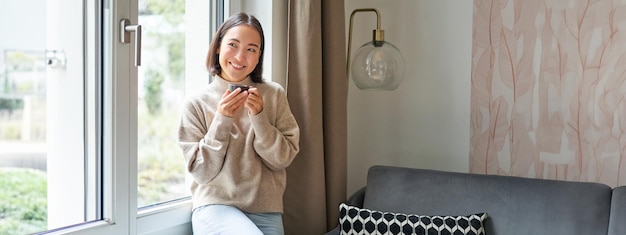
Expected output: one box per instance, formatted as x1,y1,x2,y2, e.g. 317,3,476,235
345,0,474,195
238,0,288,88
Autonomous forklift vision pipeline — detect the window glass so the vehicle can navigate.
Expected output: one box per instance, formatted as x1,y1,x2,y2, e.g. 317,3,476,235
137,0,219,207
0,0,224,233
0,0,98,233
137,0,187,207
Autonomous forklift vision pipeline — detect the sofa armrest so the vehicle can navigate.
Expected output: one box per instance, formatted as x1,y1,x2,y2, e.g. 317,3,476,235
324,226,341,235
609,186,626,235
324,187,367,235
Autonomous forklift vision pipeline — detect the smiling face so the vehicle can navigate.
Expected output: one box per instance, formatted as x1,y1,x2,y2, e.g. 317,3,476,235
217,25,262,82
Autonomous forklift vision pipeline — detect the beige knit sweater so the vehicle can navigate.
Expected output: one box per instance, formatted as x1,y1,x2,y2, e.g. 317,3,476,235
178,76,300,213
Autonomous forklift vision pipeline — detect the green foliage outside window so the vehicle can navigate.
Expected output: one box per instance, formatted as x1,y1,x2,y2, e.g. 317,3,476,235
0,168,47,235
143,69,164,115
0,99,23,112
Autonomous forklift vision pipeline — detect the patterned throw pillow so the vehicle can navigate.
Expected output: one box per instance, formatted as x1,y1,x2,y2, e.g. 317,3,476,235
339,203,487,235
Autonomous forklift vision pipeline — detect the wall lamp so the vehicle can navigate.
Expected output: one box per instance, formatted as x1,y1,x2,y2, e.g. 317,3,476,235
347,8,405,90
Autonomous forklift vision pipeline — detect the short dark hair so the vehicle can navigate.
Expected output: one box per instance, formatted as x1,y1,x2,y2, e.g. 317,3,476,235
206,12,265,83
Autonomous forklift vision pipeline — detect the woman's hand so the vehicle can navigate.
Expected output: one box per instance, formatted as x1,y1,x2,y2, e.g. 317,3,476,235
245,87,263,115
218,88,248,117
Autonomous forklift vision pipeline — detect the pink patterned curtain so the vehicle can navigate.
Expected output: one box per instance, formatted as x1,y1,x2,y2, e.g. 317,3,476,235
471,0,626,187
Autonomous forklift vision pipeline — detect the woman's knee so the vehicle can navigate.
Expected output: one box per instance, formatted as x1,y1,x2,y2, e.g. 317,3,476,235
246,212,284,235
191,204,263,235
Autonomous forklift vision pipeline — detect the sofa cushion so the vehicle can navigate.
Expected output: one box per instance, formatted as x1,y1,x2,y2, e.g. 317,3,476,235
362,165,613,235
339,203,487,235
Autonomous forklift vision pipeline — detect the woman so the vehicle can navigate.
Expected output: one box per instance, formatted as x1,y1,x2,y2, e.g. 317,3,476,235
178,12,300,235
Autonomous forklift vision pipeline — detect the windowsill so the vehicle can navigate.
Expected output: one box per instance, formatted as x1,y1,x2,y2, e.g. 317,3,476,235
137,197,193,235
138,197,192,217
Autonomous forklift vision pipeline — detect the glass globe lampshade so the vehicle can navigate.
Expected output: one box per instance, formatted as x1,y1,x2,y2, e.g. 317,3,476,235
350,40,405,90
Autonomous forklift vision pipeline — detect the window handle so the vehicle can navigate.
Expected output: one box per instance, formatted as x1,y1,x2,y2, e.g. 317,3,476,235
119,19,142,66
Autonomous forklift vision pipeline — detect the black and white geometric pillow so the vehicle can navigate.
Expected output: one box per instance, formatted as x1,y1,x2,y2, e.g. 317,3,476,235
339,203,487,235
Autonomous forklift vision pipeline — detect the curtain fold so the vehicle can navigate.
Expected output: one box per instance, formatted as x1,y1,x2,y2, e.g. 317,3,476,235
284,0,347,234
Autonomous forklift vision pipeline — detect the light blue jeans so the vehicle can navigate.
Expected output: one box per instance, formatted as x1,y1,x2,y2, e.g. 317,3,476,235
191,204,284,235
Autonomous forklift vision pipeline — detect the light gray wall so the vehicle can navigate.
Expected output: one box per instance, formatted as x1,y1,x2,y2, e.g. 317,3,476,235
345,0,474,195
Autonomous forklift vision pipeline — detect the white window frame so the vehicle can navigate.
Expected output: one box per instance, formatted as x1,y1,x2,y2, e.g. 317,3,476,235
41,0,287,234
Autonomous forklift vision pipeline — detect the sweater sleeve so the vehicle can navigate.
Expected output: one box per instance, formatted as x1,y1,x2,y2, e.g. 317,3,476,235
178,98,234,184
250,88,300,171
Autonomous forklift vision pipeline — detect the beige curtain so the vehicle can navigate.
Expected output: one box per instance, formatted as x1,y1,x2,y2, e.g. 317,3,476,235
283,0,347,234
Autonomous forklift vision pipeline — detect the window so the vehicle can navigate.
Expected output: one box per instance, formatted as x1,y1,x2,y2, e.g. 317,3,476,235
0,0,225,234
0,0,99,233
0,0,285,233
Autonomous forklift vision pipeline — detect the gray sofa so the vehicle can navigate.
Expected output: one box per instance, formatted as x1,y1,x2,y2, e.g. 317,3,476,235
326,165,626,235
